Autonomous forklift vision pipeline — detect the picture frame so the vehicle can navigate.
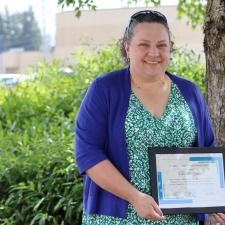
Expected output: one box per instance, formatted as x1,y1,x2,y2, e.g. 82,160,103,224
148,147,225,214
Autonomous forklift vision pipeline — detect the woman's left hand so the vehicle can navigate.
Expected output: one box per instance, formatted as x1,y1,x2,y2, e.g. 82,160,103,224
208,213,225,224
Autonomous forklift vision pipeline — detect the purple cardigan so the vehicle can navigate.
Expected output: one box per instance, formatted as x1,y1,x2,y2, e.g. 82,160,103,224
75,68,215,220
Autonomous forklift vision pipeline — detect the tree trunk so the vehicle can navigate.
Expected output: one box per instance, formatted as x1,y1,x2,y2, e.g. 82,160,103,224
204,0,225,146
204,1,225,223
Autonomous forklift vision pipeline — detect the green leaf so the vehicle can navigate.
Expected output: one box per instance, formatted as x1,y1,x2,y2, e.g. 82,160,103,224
33,197,45,211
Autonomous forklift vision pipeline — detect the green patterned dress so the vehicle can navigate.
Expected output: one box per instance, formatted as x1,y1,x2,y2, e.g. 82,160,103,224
82,82,198,225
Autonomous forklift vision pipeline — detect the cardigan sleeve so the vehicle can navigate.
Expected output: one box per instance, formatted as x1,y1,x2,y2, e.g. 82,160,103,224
203,103,215,147
75,78,108,174
196,87,215,147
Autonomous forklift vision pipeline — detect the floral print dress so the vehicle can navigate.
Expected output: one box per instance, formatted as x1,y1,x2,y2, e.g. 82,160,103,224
82,82,198,225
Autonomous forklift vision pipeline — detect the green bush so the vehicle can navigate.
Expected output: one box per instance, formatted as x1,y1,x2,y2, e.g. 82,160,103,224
169,46,206,94
0,42,205,224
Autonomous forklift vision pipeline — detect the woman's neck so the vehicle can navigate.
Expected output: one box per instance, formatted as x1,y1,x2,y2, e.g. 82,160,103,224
130,72,168,90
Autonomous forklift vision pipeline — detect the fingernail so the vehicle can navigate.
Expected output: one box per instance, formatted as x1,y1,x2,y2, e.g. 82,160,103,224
159,210,164,216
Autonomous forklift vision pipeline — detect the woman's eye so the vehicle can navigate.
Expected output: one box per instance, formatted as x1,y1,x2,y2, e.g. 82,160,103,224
139,43,148,47
157,44,168,48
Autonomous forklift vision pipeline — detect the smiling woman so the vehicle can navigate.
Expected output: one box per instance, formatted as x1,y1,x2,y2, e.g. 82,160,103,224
75,9,216,225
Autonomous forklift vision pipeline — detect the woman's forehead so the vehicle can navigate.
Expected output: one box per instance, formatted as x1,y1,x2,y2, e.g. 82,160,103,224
133,22,168,32
132,23,170,40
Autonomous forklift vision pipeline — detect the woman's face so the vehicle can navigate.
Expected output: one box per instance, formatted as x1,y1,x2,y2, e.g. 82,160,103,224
125,22,171,79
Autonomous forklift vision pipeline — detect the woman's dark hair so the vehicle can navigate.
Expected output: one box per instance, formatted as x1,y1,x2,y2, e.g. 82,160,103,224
120,10,173,64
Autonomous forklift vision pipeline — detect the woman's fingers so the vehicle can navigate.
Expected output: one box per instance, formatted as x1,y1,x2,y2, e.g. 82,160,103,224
217,213,225,221
148,206,165,221
131,191,166,221
151,201,166,220
209,213,225,223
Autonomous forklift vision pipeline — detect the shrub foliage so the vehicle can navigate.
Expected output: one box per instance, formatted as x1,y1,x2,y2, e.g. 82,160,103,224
0,43,205,224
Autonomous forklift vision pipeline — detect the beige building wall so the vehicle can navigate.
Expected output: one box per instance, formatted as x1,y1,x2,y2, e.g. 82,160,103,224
0,50,51,74
0,5,204,74
54,5,204,60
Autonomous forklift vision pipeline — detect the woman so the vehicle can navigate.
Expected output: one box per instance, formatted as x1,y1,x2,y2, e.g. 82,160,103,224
75,10,225,224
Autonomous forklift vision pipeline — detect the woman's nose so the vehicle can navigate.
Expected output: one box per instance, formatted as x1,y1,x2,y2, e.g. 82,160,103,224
147,46,159,57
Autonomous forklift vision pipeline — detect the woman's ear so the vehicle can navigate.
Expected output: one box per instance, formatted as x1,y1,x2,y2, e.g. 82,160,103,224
124,42,130,59
170,40,175,54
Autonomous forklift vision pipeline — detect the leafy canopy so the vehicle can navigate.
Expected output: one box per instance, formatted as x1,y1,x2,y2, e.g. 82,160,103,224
57,0,207,28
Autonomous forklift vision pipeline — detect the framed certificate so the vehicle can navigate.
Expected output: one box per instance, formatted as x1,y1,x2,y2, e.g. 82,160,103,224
148,147,225,214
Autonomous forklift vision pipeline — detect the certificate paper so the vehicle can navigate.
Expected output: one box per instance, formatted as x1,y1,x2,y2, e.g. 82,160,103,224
148,148,225,214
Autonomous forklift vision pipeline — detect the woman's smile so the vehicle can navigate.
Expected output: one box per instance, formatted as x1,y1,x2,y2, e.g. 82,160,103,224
144,60,161,64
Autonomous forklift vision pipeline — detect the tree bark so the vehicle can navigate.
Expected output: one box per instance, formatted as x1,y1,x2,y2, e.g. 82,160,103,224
204,0,225,146
204,2,225,223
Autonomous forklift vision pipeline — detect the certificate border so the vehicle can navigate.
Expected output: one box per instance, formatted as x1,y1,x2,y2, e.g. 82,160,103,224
148,147,225,214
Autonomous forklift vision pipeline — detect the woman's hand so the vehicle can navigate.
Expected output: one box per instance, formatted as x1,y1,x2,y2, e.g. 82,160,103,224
208,213,225,224
130,191,166,221
86,160,165,221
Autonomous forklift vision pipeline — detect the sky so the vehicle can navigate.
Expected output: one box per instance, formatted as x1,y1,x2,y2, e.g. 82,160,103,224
0,0,178,46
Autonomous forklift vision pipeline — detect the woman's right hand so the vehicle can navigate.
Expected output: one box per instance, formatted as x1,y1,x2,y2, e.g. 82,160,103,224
86,160,165,221
130,191,166,221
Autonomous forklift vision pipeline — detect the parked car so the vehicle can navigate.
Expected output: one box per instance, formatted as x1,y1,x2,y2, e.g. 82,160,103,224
0,73,37,87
